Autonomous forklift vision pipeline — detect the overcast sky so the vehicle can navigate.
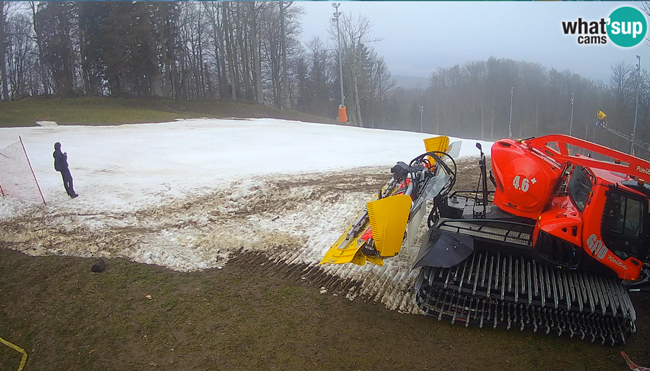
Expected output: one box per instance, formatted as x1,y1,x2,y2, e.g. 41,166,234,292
298,1,648,84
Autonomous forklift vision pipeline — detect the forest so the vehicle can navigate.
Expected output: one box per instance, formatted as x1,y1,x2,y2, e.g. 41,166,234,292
0,1,648,155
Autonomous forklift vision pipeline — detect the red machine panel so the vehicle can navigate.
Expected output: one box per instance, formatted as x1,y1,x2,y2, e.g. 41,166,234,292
491,139,562,219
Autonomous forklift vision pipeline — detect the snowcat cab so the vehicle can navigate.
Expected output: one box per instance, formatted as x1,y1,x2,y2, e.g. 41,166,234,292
490,135,650,282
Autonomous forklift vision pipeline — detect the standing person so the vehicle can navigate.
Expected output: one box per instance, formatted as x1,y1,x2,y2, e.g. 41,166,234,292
53,142,78,198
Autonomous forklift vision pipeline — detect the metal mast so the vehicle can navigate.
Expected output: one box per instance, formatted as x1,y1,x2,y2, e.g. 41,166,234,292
569,92,574,136
333,3,345,110
508,87,513,138
632,55,641,155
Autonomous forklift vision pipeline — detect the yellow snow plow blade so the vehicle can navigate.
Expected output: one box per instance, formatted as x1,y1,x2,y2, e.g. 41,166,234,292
367,194,412,258
320,195,412,266
320,208,371,266
320,135,450,267
424,136,450,165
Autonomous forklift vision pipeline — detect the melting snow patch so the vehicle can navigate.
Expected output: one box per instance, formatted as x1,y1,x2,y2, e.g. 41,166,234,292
0,118,488,314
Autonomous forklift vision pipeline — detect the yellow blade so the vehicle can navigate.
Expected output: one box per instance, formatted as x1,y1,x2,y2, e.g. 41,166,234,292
423,136,450,164
319,211,369,265
367,194,412,258
321,179,399,266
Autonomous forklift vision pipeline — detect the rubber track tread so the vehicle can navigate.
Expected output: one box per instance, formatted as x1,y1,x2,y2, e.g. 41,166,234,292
414,250,637,346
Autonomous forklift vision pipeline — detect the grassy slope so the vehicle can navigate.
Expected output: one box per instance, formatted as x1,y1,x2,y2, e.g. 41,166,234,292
1,248,646,371
0,97,338,127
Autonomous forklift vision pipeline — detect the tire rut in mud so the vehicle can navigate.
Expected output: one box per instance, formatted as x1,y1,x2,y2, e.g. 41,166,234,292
228,250,369,302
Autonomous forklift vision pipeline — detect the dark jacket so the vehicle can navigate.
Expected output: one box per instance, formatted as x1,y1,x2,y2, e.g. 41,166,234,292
53,149,69,172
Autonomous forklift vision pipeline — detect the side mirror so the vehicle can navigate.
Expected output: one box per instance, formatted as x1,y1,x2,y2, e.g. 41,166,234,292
476,142,482,151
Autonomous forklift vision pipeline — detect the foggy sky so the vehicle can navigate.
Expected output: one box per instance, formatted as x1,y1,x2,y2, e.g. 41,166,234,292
298,1,648,84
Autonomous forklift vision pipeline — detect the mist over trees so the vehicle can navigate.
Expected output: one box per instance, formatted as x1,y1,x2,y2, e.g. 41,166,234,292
0,1,648,155
408,58,650,156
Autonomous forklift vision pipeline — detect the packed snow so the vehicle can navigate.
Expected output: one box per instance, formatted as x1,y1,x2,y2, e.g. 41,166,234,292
0,118,493,312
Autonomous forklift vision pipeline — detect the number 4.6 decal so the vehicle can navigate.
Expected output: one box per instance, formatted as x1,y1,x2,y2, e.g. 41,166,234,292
512,175,536,192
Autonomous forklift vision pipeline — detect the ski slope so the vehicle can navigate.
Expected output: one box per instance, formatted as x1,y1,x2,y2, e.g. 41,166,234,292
0,118,493,312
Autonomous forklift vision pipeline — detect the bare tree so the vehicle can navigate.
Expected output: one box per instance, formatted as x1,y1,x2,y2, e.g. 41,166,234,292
279,1,290,109
464,61,487,138
6,11,36,99
609,61,635,139
203,2,228,100
303,36,332,117
36,2,77,97
0,1,14,100
249,2,263,103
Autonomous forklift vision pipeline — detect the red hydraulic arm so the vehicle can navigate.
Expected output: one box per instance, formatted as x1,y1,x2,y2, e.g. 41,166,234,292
523,134,650,181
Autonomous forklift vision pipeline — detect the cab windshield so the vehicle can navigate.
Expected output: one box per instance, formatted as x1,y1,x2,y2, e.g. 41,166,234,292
568,166,593,212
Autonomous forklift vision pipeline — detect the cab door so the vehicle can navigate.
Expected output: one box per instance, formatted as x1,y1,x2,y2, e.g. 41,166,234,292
601,189,649,263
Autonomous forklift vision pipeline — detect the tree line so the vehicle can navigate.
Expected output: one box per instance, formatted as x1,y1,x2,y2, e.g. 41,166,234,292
386,58,650,156
0,1,393,126
0,1,648,156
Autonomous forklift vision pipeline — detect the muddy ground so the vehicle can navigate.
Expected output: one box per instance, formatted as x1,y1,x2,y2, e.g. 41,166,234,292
1,159,649,370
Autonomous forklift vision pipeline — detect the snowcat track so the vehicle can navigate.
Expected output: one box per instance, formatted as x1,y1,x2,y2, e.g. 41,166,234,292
414,250,637,346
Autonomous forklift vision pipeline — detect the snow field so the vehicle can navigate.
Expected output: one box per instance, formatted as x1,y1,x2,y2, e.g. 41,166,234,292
0,118,492,311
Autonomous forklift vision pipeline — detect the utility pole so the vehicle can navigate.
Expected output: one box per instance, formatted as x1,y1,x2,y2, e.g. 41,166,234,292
332,3,346,122
570,92,574,137
419,106,424,133
436,102,439,135
632,55,641,155
509,86,513,138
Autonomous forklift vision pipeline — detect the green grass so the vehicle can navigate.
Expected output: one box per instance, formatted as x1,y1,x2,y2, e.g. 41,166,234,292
1,248,647,371
0,96,337,127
